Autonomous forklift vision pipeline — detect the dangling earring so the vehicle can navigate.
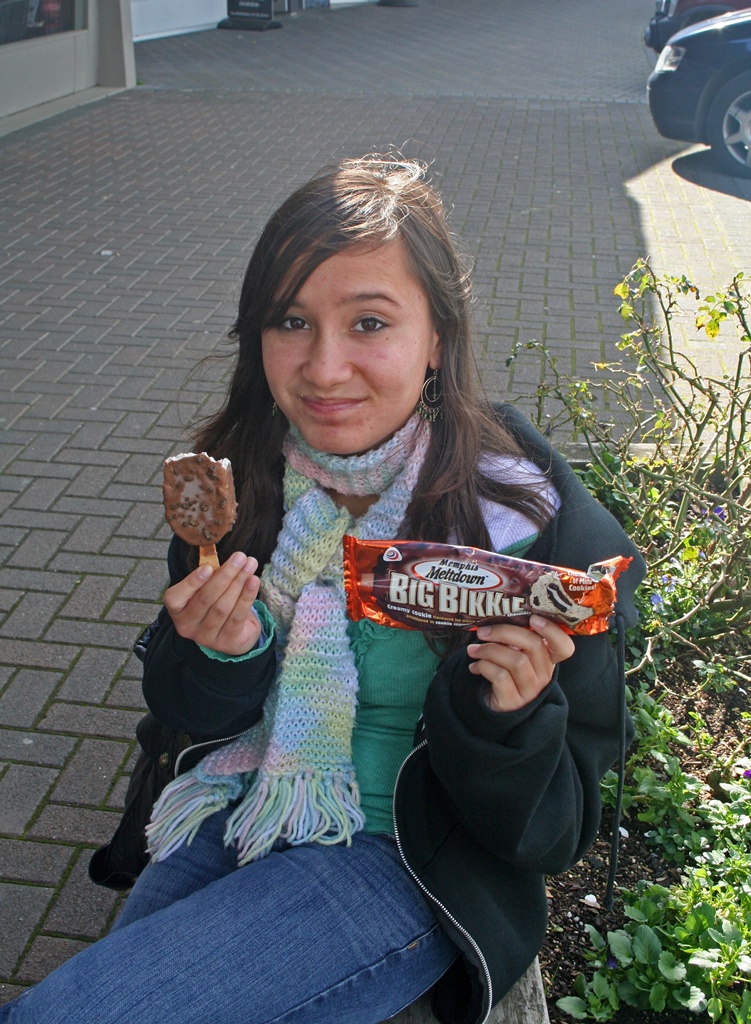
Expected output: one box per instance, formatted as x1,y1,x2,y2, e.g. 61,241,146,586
271,401,278,417
417,369,443,422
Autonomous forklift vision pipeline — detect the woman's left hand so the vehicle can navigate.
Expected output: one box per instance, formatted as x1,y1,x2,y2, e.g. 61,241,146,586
467,615,575,712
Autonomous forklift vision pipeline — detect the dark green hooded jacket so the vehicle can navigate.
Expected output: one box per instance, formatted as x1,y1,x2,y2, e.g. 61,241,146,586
393,406,645,1024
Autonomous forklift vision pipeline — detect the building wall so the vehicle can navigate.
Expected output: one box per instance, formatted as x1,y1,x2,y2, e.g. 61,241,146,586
0,0,135,119
130,0,226,42
0,0,366,121
0,30,95,116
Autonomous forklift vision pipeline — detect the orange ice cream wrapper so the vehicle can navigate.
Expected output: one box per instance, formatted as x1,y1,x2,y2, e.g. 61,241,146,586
343,537,632,636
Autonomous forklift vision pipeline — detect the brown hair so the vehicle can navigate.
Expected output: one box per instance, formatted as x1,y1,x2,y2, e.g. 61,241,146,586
193,155,553,574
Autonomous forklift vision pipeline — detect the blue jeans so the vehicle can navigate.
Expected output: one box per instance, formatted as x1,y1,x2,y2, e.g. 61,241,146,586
0,811,458,1024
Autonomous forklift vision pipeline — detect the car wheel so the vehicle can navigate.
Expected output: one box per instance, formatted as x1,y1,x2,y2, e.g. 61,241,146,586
705,72,751,178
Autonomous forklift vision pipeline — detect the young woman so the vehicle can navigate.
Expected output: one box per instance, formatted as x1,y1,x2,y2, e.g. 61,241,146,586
0,156,645,1024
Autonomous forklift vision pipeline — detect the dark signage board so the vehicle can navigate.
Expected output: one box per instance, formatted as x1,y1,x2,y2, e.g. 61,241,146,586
220,0,282,30
227,0,271,19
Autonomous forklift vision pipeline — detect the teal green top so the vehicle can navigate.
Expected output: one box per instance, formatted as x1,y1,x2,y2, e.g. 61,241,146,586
349,532,539,835
349,619,440,835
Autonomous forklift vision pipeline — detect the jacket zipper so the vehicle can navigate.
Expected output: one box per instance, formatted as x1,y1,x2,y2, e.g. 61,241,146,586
173,719,263,778
392,739,494,1024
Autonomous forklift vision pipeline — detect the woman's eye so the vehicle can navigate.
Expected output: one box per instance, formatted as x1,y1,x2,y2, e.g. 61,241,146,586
353,317,385,333
279,316,310,331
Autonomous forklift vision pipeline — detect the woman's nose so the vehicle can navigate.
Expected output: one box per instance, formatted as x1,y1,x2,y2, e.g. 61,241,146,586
302,332,352,389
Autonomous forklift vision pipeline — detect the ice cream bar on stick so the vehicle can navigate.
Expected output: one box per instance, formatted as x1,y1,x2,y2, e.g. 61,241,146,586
162,452,238,570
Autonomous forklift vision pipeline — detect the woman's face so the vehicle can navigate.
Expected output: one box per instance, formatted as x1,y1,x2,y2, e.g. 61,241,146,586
262,239,442,456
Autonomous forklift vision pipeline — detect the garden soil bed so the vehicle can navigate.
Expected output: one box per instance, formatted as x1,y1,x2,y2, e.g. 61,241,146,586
539,659,749,1023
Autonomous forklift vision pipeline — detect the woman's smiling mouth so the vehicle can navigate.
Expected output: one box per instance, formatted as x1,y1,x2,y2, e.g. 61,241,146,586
300,395,364,416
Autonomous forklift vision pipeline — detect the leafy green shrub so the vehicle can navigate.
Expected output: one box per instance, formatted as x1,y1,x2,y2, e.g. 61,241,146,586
509,263,751,1021
558,763,751,1022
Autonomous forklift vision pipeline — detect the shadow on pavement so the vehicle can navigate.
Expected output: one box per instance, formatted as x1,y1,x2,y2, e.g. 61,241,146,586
671,149,751,201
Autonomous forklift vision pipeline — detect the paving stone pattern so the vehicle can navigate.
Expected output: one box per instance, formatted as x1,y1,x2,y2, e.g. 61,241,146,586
1,0,750,1003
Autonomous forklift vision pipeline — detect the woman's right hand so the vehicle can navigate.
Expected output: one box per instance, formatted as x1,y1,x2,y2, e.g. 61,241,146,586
164,552,262,657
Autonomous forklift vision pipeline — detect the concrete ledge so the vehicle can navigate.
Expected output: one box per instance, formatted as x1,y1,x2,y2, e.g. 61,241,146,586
385,957,550,1024
0,87,125,138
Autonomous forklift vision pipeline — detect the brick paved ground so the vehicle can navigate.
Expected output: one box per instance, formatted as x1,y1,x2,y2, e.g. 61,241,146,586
1,0,750,1006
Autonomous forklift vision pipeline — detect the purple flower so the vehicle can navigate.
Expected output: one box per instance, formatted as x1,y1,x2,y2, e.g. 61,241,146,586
651,593,664,609
607,954,618,970
713,507,726,521
743,769,751,779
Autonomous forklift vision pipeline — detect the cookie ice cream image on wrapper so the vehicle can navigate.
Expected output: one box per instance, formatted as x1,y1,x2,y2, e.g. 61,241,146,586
343,537,632,636
163,452,237,570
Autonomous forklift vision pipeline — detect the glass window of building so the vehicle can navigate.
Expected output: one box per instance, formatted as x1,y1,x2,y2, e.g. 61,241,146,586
1,0,86,46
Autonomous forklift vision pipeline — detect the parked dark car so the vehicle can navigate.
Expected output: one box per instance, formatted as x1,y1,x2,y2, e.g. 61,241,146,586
645,0,751,53
647,9,751,177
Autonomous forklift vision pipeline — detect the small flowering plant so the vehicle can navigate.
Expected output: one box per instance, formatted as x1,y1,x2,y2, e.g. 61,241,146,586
508,259,751,673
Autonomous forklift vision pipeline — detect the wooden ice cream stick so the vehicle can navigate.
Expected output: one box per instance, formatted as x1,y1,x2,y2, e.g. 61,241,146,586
199,544,220,570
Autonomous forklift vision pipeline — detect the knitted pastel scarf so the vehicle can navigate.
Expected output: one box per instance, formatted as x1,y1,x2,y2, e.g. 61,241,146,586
146,415,430,866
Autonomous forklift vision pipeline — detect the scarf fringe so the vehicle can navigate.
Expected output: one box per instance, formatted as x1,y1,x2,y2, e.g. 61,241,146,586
226,769,366,865
145,772,242,862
